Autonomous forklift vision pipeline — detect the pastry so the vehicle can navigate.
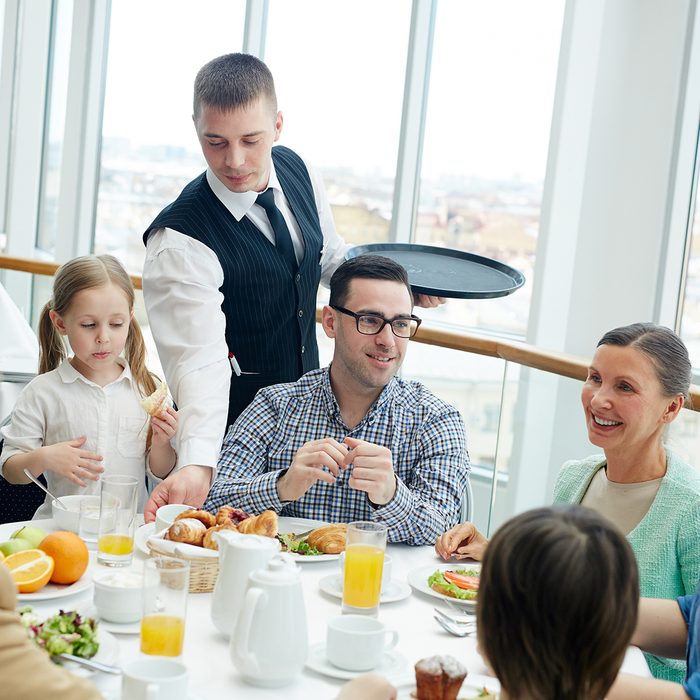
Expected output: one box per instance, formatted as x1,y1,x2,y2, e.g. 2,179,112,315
175,509,216,528
216,506,251,526
306,524,347,554
414,655,467,700
140,381,168,416
236,510,278,538
167,518,206,546
203,522,238,550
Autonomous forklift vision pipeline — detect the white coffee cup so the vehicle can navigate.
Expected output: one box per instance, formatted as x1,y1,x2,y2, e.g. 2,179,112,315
122,658,188,700
339,552,393,594
93,569,142,624
326,614,399,672
155,504,191,534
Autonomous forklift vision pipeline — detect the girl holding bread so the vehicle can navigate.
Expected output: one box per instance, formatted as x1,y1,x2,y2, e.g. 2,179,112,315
0,254,178,517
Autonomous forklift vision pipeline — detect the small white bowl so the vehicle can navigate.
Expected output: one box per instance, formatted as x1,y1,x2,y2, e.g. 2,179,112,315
51,494,95,532
155,503,191,533
93,570,143,623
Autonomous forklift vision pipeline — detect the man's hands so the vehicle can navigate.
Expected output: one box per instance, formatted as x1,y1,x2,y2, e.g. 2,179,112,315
343,437,396,506
143,464,213,523
434,522,489,561
413,293,447,308
40,437,104,487
276,438,349,502
276,436,397,506
149,406,178,448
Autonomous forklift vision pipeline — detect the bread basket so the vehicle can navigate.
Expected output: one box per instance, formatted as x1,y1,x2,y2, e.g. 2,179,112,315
146,538,219,594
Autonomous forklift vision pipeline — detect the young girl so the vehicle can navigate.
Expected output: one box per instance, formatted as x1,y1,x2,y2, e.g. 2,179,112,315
0,254,177,517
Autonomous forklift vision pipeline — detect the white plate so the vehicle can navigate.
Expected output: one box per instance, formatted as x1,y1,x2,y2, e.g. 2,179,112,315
319,573,412,604
305,641,408,681
406,563,480,610
17,566,94,602
138,515,342,561
396,675,499,699
135,522,156,555
60,628,119,678
103,691,202,700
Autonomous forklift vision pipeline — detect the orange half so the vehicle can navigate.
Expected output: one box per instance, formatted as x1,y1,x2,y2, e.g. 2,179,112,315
4,549,55,593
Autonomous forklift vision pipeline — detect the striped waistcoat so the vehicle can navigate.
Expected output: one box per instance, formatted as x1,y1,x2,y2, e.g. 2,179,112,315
144,146,323,426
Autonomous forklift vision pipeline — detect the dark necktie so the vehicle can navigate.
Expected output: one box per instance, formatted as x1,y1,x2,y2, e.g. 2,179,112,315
256,188,297,273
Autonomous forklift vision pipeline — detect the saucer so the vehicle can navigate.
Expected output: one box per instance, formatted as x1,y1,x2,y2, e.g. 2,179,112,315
305,641,408,681
98,618,141,635
319,574,412,604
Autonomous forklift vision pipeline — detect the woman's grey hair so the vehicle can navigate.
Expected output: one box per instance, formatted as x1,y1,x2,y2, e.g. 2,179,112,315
597,323,692,402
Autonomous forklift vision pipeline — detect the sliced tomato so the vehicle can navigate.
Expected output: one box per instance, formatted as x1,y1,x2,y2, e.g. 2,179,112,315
443,571,479,590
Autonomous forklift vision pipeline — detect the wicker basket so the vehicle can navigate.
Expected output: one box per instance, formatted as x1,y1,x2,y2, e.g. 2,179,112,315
146,539,219,593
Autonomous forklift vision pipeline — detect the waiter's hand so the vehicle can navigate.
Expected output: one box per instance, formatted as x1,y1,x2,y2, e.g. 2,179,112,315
143,464,213,523
343,437,396,506
277,438,348,502
413,293,447,308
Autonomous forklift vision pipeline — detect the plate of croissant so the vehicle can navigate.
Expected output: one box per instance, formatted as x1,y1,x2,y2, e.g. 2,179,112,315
140,507,346,561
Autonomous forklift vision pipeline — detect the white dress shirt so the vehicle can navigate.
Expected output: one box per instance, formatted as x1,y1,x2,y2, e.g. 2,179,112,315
0,359,151,518
143,156,350,473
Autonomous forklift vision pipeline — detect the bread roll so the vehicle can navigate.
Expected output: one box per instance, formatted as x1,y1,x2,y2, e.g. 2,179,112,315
236,510,278,538
140,381,168,416
167,518,206,546
306,524,347,554
175,509,216,528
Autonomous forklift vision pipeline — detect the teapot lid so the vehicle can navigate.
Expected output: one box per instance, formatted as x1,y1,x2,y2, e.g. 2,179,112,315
252,553,300,584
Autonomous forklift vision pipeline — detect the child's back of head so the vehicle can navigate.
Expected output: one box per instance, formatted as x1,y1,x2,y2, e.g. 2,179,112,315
477,504,639,700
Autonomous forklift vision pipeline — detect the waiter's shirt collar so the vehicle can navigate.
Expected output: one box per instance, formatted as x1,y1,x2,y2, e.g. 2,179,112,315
206,161,281,222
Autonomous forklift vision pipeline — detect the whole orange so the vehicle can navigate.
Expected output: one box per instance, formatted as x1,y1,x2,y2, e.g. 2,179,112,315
38,531,88,584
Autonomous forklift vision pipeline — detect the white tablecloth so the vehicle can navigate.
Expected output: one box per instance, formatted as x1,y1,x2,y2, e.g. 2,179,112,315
0,519,651,699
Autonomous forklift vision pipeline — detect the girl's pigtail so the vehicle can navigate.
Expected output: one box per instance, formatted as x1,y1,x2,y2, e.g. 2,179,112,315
125,317,157,398
37,301,66,374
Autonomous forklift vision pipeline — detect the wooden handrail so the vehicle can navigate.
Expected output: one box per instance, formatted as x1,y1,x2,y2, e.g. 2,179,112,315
3,253,699,408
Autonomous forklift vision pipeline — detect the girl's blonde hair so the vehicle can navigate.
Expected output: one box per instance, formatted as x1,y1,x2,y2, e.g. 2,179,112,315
38,254,157,398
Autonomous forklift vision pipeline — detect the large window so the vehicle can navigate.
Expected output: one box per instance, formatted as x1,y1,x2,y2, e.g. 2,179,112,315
416,0,564,337
266,0,411,247
93,0,246,273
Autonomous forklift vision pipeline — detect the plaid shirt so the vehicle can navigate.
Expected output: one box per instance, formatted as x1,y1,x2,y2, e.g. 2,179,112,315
205,367,470,545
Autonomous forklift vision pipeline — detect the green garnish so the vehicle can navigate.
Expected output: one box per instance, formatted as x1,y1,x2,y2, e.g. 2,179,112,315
278,533,322,556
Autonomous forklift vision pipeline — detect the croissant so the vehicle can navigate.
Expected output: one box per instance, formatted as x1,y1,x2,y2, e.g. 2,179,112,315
167,518,206,546
236,510,279,538
140,381,169,416
203,521,238,550
175,509,216,528
216,505,251,526
306,524,347,554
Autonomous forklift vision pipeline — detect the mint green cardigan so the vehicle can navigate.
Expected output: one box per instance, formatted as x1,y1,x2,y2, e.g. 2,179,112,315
553,450,700,683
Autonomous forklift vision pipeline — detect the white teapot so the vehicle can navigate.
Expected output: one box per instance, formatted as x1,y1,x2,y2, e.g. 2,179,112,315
231,553,308,687
210,529,280,638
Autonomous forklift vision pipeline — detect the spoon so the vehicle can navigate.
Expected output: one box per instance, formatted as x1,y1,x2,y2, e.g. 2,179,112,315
23,469,69,510
433,607,475,626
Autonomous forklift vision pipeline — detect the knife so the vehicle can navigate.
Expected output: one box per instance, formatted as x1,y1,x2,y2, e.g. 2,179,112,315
53,653,122,675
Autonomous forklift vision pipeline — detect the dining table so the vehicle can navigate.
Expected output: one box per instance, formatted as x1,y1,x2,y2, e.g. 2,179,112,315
0,517,652,699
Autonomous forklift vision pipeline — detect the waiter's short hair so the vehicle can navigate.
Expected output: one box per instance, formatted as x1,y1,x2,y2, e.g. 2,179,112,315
478,505,639,700
193,53,277,118
329,255,413,308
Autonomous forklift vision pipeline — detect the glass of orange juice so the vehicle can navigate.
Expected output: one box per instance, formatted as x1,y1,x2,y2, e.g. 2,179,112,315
342,522,388,616
97,475,139,567
141,557,190,657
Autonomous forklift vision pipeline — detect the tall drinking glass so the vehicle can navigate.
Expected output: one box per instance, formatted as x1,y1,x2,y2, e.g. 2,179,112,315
140,557,190,657
342,521,387,616
97,475,139,567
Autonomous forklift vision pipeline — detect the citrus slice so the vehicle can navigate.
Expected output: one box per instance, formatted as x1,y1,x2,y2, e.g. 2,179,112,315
4,549,55,593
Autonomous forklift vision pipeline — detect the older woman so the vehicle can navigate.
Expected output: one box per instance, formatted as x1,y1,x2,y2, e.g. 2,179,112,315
436,323,700,682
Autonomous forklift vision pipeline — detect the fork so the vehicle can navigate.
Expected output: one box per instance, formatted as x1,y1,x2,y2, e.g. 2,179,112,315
433,607,475,626
445,599,476,617
433,614,476,637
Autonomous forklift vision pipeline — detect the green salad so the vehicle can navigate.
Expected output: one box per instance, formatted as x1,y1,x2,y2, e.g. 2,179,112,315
19,607,99,658
427,568,480,601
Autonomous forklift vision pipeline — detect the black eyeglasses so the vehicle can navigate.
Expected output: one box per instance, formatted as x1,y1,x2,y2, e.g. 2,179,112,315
331,305,422,338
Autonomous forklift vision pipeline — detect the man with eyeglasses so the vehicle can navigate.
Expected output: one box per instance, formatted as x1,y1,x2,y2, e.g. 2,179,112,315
204,255,469,545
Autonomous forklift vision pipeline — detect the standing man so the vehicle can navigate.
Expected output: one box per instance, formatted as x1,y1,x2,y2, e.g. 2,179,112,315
204,256,469,545
142,53,443,520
